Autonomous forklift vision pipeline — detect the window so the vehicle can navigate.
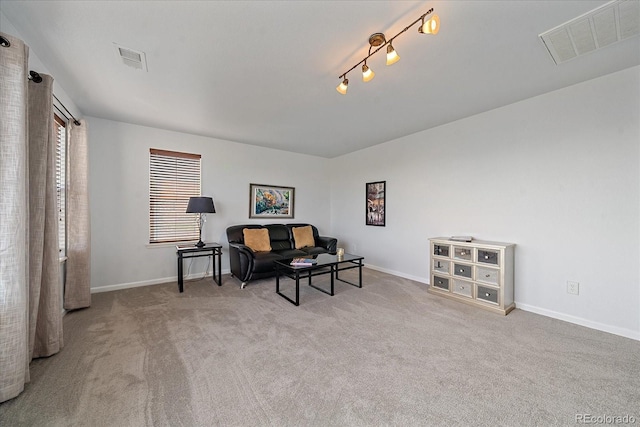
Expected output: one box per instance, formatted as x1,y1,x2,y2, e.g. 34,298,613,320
149,149,201,244
54,113,67,255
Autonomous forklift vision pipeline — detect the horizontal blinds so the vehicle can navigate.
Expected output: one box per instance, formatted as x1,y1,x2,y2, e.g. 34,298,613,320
149,149,201,244
54,114,66,254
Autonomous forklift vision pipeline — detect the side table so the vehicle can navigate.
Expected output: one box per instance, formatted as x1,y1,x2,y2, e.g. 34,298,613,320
176,243,223,293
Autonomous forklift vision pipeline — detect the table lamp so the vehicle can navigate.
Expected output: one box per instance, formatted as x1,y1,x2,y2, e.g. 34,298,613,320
186,196,216,247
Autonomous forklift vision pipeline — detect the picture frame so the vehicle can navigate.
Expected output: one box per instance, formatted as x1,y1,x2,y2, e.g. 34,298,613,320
249,183,295,219
366,181,386,226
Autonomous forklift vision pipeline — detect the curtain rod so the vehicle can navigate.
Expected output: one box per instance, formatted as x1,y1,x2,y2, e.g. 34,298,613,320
29,70,81,126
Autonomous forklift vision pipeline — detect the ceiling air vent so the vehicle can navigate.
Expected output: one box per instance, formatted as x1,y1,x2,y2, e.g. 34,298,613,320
539,0,639,65
113,43,148,71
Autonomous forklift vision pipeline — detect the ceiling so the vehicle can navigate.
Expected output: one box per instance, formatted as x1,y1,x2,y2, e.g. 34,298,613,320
2,1,639,158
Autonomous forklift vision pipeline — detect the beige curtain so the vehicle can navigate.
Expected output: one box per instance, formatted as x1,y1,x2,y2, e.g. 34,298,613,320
64,120,91,310
0,31,64,403
28,74,63,358
0,31,30,403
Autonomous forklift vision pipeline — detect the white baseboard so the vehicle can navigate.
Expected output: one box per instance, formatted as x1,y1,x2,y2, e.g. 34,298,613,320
365,263,429,285
515,302,640,341
91,269,231,294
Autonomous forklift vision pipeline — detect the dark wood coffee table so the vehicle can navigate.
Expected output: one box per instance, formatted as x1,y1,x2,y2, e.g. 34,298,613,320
275,253,364,306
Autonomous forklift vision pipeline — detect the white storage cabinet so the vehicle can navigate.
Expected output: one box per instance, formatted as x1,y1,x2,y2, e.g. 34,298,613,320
428,237,515,315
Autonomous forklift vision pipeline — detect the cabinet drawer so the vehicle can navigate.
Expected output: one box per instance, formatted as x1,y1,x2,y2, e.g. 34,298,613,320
453,246,472,261
453,279,473,298
477,249,499,266
432,259,451,275
477,285,499,305
453,263,472,279
432,275,450,291
433,244,450,258
476,266,499,286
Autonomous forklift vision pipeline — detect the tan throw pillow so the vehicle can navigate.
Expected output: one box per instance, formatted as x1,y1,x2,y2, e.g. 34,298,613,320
243,228,272,252
292,226,315,249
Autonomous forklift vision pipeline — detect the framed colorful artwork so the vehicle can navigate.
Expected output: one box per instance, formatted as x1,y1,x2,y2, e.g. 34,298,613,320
249,183,295,219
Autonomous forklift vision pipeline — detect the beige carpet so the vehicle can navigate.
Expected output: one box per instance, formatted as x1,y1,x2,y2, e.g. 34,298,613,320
1,268,639,426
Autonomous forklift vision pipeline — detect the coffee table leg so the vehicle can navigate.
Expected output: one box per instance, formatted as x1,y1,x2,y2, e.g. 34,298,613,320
216,249,222,286
331,265,335,295
178,253,184,293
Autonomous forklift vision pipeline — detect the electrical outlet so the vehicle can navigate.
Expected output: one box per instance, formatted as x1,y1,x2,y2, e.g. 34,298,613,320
567,281,579,295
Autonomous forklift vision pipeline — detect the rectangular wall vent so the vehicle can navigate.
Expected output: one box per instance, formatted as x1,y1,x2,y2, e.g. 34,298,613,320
539,0,639,65
113,43,148,71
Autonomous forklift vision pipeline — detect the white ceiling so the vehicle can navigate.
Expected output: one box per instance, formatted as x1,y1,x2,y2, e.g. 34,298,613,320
2,0,639,158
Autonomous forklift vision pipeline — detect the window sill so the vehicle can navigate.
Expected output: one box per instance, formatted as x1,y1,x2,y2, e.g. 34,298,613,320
146,241,198,249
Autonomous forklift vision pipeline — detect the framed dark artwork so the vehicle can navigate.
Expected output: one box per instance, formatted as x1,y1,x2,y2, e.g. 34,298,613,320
249,183,295,219
366,181,385,226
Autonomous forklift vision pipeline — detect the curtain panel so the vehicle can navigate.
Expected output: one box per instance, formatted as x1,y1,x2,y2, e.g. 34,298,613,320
0,31,30,404
64,120,91,310
0,31,76,403
28,74,63,358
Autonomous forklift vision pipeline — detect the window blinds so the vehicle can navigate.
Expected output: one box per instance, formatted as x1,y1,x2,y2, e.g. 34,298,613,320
149,148,201,244
54,114,66,254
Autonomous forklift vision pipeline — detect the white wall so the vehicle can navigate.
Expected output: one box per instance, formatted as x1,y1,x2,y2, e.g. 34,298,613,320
87,118,331,291
330,66,640,340
0,12,81,120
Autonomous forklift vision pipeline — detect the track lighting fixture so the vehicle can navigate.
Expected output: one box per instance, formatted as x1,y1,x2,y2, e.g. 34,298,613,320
336,7,440,94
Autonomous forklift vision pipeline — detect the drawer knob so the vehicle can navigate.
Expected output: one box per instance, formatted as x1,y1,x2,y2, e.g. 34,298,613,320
485,292,490,297
484,255,489,260
485,274,490,278
438,281,442,284
459,269,464,272
460,286,465,290
460,251,466,256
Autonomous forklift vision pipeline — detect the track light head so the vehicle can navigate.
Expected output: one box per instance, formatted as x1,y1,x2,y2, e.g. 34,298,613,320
419,14,440,35
362,64,375,82
336,78,349,95
386,44,400,66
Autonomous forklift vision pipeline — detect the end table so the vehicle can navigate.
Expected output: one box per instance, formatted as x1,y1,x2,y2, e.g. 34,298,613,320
176,243,223,292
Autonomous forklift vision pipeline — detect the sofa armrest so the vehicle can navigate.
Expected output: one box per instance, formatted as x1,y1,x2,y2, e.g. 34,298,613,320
316,236,337,253
228,243,255,282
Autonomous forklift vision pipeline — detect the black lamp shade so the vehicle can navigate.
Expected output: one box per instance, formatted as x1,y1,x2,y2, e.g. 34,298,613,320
186,197,216,213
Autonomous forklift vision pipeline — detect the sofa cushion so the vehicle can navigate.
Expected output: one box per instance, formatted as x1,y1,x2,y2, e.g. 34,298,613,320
300,246,328,255
243,228,272,252
292,225,315,249
252,251,284,273
273,248,307,259
265,224,293,251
